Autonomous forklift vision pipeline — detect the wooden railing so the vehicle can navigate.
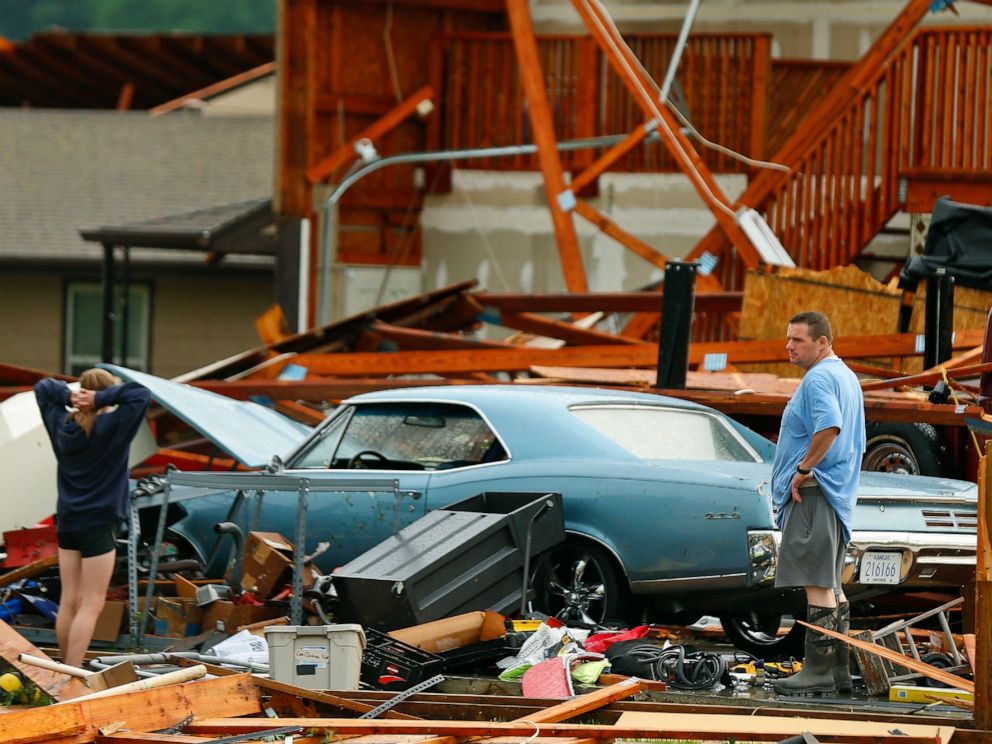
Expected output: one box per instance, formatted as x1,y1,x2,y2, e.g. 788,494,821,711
428,31,771,174
755,27,992,274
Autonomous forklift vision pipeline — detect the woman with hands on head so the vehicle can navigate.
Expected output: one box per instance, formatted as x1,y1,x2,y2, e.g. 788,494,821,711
35,368,151,667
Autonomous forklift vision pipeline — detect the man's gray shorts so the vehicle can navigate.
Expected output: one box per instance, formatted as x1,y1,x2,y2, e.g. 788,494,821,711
774,482,847,589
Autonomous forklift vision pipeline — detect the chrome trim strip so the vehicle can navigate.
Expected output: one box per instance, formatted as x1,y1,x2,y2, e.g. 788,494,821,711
857,494,976,505
630,572,747,591
915,556,977,565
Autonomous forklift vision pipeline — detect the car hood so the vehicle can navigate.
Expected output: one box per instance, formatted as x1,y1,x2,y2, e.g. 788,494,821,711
102,364,312,468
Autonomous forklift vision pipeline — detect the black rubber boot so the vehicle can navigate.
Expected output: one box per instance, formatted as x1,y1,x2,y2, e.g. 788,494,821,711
773,605,838,696
834,601,853,694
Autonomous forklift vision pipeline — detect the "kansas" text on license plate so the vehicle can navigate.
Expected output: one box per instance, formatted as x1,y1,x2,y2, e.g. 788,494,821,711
860,551,902,584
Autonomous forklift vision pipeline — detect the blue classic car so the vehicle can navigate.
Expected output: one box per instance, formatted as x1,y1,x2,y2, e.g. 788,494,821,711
135,383,978,655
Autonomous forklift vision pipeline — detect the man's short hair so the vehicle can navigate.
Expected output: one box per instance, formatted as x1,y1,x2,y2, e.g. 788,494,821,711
789,311,833,343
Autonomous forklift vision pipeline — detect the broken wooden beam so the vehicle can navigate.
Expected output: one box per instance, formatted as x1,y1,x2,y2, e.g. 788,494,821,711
291,329,985,376
0,673,259,744
0,620,90,701
798,619,975,692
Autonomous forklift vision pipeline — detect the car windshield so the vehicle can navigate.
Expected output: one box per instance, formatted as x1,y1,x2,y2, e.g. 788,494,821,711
570,404,760,462
291,401,507,470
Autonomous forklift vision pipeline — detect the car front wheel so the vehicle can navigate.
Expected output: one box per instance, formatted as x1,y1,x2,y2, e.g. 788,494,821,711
530,541,627,627
720,611,805,658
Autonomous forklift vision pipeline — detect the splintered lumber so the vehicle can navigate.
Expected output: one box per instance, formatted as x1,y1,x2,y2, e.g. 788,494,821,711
614,711,953,743
0,673,259,744
182,717,945,743
292,329,985,376
409,678,646,744
167,654,418,719
0,554,59,588
798,620,975,692
0,620,90,701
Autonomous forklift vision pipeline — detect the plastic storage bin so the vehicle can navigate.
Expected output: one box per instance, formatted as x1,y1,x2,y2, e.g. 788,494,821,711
265,624,366,690
334,492,564,630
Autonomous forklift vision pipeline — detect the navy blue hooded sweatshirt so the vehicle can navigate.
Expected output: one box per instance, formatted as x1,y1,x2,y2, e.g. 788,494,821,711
35,378,151,531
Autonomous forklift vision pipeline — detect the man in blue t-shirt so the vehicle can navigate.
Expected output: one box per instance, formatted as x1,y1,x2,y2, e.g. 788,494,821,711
770,311,865,697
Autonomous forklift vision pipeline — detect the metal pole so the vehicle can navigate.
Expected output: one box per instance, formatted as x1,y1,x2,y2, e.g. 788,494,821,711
316,133,643,325
120,245,130,366
923,267,954,371
138,481,172,647
101,243,116,364
659,0,702,104
655,261,697,389
291,479,310,625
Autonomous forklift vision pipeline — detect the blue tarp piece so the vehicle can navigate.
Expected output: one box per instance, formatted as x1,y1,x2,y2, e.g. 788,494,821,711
99,364,311,468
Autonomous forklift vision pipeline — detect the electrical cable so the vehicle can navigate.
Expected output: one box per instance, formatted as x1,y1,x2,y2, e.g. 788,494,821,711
610,643,727,690
450,163,513,291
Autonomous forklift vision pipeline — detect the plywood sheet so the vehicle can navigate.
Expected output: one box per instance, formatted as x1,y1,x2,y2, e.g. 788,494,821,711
738,265,992,377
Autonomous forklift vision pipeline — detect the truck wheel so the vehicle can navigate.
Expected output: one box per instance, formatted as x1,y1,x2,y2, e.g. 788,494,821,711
862,422,947,477
720,612,805,659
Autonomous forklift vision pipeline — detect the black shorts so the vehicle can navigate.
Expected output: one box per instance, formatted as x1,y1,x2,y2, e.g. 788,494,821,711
57,524,118,558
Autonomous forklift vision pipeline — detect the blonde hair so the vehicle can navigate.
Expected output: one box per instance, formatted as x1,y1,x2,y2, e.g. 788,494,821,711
70,368,117,437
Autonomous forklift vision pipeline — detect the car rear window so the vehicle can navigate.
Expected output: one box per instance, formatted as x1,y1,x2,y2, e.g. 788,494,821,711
570,405,759,462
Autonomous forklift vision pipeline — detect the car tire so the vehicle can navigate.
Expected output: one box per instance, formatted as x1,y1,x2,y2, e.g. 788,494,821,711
530,540,628,627
720,611,805,659
862,422,948,477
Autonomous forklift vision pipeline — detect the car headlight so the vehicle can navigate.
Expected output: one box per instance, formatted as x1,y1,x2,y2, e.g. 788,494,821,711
747,530,777,585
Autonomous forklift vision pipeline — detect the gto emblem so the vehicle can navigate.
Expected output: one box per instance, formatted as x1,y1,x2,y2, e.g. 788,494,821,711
704,511,742,520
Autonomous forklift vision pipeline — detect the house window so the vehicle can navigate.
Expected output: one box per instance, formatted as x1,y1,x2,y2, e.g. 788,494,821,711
64,282,151,376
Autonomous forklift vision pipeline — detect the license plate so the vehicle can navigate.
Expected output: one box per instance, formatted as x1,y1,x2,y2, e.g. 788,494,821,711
860,551,902,585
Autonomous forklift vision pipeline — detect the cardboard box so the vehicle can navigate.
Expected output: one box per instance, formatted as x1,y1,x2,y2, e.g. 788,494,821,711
200,599,285,634
92,600,126,642
239,531,320,599
153,597,203,638
388,610,506,654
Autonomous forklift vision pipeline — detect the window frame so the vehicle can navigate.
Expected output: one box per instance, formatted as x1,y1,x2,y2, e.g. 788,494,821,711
63,280,152,375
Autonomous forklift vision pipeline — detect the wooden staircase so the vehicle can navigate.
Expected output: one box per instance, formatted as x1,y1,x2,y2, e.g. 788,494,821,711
685,0,992,291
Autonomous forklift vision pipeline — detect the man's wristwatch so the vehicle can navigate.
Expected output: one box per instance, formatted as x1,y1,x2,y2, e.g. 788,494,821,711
796,465,812,475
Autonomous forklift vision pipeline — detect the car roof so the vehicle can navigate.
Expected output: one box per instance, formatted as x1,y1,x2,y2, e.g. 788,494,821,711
340,385,714,461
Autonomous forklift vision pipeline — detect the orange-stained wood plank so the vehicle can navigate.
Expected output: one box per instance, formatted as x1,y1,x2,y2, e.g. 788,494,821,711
800,620,974,692
572,199,669,273
370,321,515,350
0,620,90,702
0,674,260,744
493,311,647,346
306,85,435,184
507,0,587,292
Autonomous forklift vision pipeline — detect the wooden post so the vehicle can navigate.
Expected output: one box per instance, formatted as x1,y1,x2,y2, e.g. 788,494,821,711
277,0,318,326
506,0,588,293
748,34,771,166
976,441,991,729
